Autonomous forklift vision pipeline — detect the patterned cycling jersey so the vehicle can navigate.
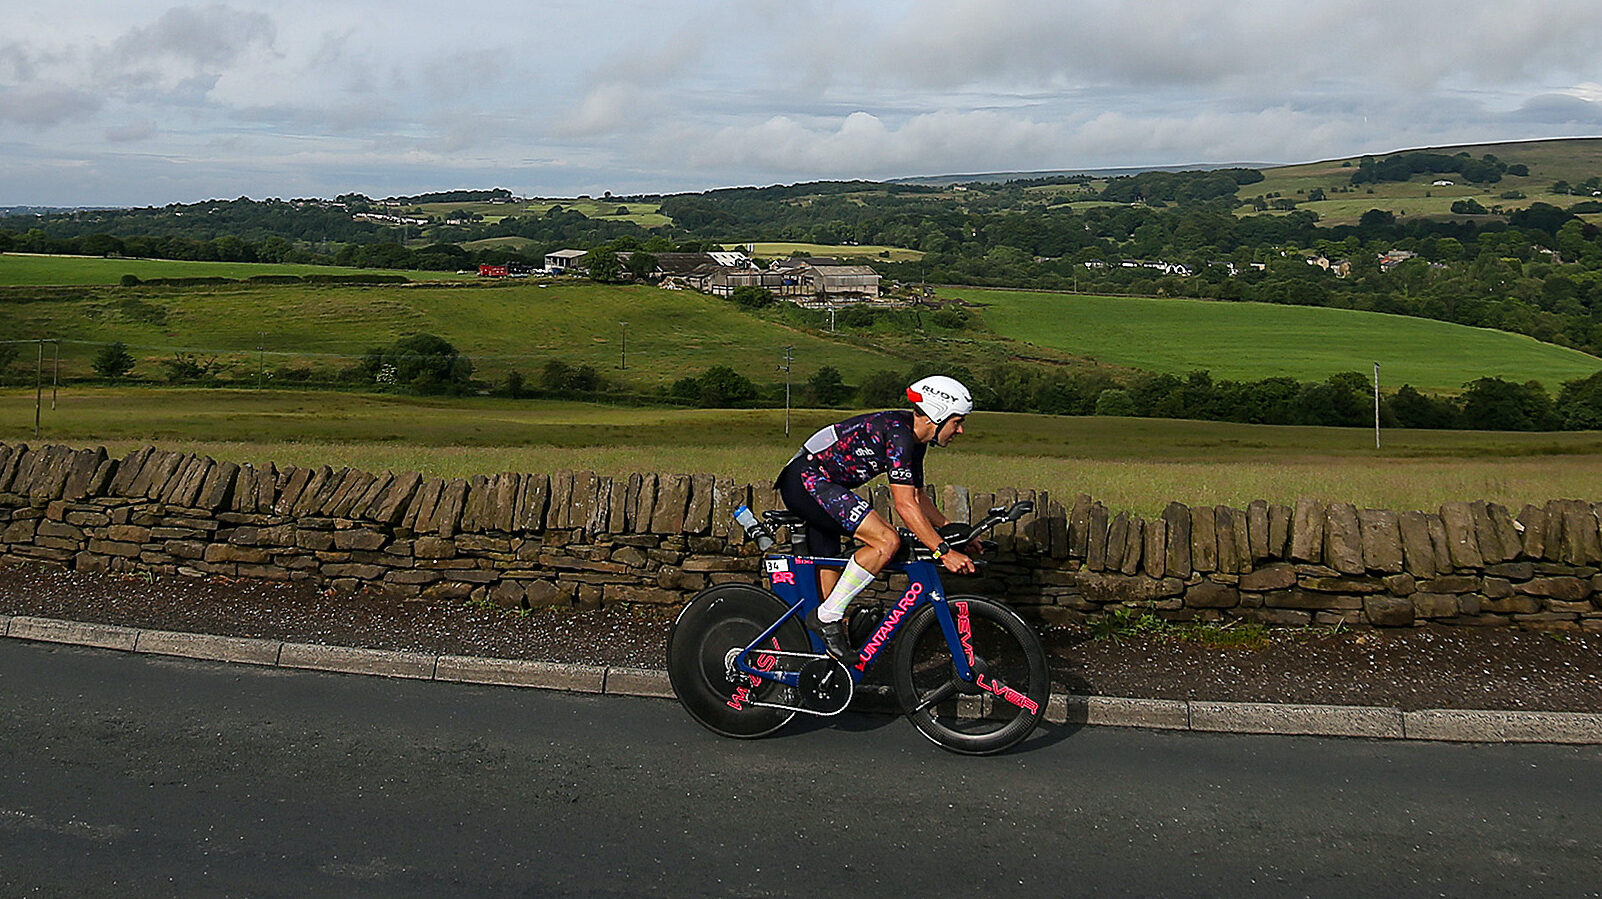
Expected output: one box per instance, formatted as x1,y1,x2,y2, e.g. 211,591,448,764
793,410,925,489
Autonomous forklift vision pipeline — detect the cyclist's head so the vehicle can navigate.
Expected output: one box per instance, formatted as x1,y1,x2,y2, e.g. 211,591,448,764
907,375,973,429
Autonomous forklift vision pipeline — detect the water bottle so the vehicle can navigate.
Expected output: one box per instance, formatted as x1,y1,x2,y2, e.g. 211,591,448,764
733,505,776,550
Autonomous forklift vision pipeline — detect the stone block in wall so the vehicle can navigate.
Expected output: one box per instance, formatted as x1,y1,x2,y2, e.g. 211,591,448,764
404,477,445,533
160,456,208,507
1240,564,1296,591
1424,513,1453,574
325,470,375,520
1162,502,1191,576
1267,503,1292,560
0,442,24,492
1439,502,1485,570
685,474,714,534
548,470,574,529
570,471,600,533
1143,517,1167,579
1514,577,1592,602
1364,595,1414,626
488,473,521,533
1357,509,1403,574
1322,504,1364,575
106,446,152,496
1301,575,1385,594
1069,495,1094,560
1119,514,1143,576
1517,504,1546,559
1268,589,1363,610
632,472,658,530
61,448,108,502
1185,581,1238,609
1482,502,1523,564
1046,497,1068,560
271,466,312,515
1241,608,1313,626
1558,500,1602,565
1189,505,1217,573
457,475,491,533
435,478,470,538
1247,500,1269,562
515,473,549,532
136,451,188,501
1106,512,1129,573
942,484,971,529
1085,502,1109,571
1290,498,1325,564
710,477,743,539
1398,511,1437,578
652,474,690,534
1224,506,1251,574
1073,572,1185,603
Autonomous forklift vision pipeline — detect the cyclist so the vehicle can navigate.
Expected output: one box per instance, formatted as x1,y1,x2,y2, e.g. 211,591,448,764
775,374,978,659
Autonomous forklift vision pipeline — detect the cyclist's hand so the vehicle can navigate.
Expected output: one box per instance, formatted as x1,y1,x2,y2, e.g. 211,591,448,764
942,549,976,574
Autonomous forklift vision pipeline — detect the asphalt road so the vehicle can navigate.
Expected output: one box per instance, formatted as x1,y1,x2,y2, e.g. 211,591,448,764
2,639,1598,897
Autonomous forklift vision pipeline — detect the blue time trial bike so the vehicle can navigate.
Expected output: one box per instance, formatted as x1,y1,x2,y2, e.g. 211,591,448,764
667,501,1050,755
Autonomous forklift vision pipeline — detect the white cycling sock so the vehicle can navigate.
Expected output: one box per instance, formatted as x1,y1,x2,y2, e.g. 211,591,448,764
818,558,875,622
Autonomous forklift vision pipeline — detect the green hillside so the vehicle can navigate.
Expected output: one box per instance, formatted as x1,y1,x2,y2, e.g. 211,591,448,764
1248,138,1602,226
0,253,455,287
0,279,904,385
950,287,1602,393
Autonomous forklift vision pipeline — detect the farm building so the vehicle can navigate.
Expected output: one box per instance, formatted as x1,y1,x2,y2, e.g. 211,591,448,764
543,249,588,273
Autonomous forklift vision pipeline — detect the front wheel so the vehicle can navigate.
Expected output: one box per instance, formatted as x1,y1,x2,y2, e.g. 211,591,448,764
668,583,809,739
892,596,1050,755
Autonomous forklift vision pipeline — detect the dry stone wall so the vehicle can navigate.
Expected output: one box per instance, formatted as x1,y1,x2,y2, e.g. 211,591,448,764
1,441,1599,632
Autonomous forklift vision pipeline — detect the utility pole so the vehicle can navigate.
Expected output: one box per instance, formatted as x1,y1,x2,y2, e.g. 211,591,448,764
258,331,266,388
33,339,57,438
779,345,794,437
619,321,628,370
1373,361,1381,450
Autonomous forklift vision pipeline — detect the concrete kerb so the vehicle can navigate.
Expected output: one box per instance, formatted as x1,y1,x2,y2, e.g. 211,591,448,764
4,615,1601,745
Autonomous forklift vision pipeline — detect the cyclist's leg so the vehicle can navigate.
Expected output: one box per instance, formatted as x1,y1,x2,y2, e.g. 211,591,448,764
776,459,849,596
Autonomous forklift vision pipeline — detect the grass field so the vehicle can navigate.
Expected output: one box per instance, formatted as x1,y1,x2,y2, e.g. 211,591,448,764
5,388,1599,515
0,253,453,287
734,242,926,262
0,279,904,384
948,287,1602,393
407,199,672,228
1246,138,1602,225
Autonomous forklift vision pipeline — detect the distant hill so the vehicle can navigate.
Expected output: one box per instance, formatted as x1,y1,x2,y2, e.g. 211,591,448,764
888,162,1277,187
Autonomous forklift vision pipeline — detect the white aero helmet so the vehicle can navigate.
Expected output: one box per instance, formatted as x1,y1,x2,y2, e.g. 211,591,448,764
907,375,974,426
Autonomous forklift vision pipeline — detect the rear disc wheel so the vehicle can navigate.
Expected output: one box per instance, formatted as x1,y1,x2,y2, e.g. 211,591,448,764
668,584,809,739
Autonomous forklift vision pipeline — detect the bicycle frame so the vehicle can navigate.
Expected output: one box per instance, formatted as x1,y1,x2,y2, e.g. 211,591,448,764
732,553,976,689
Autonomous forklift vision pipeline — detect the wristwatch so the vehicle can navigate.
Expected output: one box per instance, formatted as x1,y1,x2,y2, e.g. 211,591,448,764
933,541,951,558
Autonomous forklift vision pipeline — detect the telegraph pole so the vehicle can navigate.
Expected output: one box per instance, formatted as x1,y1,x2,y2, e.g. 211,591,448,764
779,345,794,436
1373,362,1381,450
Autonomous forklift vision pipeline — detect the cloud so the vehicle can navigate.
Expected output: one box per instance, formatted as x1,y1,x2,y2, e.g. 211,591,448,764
105,118,158,142
105,4,276,71
0,83,102,126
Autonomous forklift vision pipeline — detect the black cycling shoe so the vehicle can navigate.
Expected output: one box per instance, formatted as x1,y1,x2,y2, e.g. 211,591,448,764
805,609,854,661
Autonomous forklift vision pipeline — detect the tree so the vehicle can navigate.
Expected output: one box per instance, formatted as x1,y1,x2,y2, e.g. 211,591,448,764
1557,371,1602,429
730,285,774,309
806,366,850,406
92,342,136,379
693,366,758,407
361,333,473,394
1459,377,1558,431
586,246,621,282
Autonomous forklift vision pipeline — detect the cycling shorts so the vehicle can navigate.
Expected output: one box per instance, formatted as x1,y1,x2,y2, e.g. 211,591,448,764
776,456,873,557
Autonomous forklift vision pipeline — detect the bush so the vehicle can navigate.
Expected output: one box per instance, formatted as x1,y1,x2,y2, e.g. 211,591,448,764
91,342,136,379
359,333,474,394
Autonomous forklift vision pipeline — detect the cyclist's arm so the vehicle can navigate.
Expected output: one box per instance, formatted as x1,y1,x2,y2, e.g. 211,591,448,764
891,483,974,573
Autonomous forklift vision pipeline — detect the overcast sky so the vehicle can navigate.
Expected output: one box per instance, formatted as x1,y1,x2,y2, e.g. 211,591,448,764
5,0,1602,207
